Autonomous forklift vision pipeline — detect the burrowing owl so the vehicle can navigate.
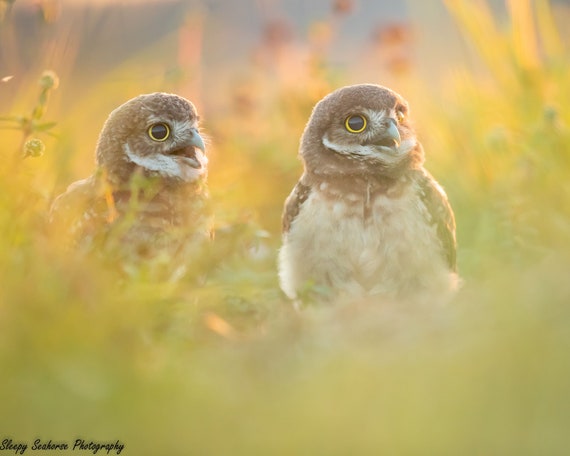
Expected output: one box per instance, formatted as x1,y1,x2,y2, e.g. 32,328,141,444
50,92,210,264
278,84,458,304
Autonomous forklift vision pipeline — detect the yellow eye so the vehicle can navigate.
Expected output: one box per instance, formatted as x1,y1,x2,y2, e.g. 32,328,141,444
345,115,367,133
148,123,170,141
396,110,406,123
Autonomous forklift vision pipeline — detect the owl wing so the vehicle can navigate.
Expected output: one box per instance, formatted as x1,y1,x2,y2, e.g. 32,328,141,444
282,178,312,234
49,174,108,243
417,170,457,272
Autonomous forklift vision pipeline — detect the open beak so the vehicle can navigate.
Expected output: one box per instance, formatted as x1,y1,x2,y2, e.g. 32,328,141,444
168,129,206,169
189,128,206,153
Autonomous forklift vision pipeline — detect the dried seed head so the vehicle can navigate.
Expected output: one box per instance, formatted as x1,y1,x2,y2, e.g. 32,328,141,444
39,70,59,90
24,138,45,158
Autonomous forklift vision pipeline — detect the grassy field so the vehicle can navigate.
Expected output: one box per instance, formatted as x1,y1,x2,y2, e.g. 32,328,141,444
1,0,570,454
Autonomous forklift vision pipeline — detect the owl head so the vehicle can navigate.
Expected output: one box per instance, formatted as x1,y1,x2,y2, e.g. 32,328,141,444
95,92,207,186
300,84,424,179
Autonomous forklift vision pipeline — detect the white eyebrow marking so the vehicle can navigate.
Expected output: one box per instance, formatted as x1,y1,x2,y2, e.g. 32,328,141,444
362,108,388,126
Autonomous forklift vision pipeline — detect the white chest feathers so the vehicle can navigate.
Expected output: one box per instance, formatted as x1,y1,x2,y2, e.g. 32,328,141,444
279,182,457,302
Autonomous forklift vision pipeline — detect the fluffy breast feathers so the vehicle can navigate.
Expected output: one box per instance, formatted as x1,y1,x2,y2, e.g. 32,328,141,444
279,171,458,301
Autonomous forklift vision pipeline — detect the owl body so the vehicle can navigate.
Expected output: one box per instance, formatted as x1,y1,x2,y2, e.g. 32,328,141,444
279,84,458,303
50,93,210,261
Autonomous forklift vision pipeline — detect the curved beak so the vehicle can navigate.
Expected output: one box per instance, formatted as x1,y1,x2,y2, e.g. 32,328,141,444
167,128,206,169
370,118,401,148
189,128,206,153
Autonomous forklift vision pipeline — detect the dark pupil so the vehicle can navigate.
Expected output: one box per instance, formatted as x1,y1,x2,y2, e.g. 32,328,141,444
151,124,168,140
348,116,364,131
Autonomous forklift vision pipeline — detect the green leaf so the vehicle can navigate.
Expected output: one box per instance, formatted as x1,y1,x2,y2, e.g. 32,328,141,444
0,116,19,122
33,121,57,132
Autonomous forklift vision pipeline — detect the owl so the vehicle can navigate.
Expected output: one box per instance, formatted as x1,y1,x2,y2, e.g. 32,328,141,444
278,84,459,304
50,92,210,264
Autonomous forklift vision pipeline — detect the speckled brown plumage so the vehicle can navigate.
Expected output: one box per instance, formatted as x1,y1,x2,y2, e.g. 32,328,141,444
279,84,458,303
50,92,211,265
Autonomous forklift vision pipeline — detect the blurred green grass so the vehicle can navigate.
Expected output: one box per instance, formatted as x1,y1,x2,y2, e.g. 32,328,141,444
1,0,570,454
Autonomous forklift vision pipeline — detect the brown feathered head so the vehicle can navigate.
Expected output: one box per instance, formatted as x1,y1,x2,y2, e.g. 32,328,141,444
300,84,424,179
95,92,207,186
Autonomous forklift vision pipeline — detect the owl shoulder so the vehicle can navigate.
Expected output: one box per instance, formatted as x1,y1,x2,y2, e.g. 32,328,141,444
415,169,457,271
49,174,107,237
282,177,312,234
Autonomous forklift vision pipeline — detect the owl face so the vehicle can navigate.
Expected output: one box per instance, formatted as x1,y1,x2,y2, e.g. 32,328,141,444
96,93,207,185
300,84,423,177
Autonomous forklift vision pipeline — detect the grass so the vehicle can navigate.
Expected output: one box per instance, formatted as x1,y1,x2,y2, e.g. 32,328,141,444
1,0,570,454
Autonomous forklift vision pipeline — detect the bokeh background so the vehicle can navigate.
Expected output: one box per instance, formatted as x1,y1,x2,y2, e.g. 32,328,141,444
1,0,570,454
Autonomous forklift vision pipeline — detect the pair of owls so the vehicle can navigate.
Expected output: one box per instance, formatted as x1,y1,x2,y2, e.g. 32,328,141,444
51,85,458,302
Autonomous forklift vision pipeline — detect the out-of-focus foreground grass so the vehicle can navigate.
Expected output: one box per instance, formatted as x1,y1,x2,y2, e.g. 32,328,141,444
1,0,570,453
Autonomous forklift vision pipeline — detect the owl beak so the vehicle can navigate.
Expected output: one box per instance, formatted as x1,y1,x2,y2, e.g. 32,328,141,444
370,118,401,149
167,129,206,169
189,128,206,153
